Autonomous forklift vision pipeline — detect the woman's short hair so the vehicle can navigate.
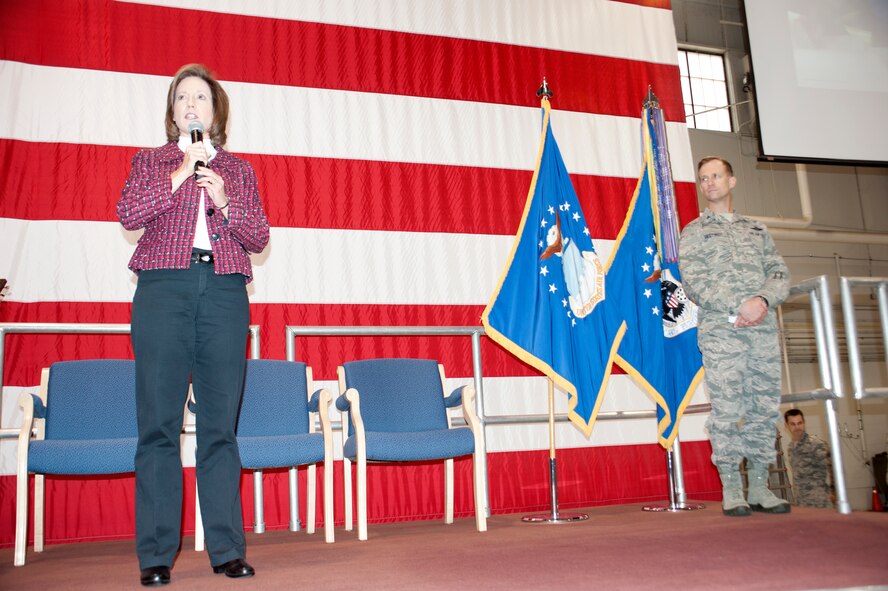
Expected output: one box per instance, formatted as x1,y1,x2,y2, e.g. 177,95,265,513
164,64,230,146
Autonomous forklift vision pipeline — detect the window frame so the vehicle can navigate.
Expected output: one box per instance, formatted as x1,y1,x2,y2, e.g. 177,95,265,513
677,45,736,132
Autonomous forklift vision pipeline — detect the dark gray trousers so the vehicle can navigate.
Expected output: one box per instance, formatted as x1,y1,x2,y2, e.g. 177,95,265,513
131,259,248,569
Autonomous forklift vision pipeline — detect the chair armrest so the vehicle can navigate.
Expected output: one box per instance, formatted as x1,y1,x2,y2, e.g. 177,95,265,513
336,388,363,436
335,393,351,412
310,388,334,446
17,391,39,476
17,392,40,430
459,385,481,431
25,393,46,419
444,386,464,408
308,388,331,413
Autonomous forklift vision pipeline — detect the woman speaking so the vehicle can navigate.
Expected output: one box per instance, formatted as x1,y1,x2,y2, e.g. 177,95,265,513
118,63,269,586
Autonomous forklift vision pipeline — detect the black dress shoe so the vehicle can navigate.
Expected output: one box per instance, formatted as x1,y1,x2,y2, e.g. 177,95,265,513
212,558,255,578
140,565,171,586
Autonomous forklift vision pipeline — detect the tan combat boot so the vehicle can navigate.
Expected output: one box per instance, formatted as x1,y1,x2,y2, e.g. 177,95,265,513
747,465,791,513
718,469,751,517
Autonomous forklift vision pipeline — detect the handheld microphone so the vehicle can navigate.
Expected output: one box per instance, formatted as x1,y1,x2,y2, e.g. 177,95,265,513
188,121,206,173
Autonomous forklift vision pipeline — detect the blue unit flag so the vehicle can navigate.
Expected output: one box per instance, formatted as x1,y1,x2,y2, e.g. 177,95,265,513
607,107,705,449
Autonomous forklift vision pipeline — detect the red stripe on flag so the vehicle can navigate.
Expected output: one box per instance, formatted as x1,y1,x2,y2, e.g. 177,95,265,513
0,0,685,120
0,139,698,236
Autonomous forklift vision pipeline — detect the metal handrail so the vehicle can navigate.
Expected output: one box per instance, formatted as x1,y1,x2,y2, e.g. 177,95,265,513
782,275,850,514
483,402,713,424
1,274,857,517
840,277,888,400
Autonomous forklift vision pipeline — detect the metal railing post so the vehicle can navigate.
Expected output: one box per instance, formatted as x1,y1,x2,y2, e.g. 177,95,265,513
470,329,491,518
782,277,850,514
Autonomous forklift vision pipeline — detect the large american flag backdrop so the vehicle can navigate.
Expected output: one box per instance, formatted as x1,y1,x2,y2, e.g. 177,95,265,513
0,0,720,547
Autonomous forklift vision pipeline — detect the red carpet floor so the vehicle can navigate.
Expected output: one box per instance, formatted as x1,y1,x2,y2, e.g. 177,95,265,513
2,503,886,590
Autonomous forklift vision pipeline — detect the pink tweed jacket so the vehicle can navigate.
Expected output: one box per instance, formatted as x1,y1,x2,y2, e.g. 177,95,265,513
118,142,269,283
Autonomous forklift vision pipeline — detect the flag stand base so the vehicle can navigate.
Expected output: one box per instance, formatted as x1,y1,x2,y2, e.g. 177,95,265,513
522,382,590,524
522,512,589,523
521,456,589,523
641,502,704,512
642,447,705,513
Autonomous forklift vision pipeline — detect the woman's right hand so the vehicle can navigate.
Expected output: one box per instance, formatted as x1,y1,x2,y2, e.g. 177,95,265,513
182,140,209,174
171,140,210,192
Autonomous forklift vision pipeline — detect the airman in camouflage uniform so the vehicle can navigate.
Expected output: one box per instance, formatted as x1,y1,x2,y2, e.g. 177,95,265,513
785,409,833,507
679,157,791,517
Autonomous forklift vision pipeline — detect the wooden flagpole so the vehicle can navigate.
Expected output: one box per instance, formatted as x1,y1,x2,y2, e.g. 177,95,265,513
522,378,588,523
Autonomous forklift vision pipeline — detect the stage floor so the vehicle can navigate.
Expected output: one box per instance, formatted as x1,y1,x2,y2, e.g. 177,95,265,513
2,502,886,590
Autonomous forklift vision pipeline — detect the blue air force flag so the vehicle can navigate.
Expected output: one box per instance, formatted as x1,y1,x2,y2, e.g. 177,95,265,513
482,99,625,436
608,155,704,449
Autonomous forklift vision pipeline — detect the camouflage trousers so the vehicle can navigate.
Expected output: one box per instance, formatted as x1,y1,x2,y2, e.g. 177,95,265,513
698,319,782,472
790,434,833,507
793,479,832,508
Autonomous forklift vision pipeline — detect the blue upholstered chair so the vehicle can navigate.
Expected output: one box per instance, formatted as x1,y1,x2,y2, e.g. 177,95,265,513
14,359,137,566
336,358,487,540
193,359,334,549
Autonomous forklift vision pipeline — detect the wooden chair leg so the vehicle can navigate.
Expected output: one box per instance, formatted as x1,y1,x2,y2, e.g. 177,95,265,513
356,457,367,541
14,469,29,566
323,458,334,543
473,453,488,532
343,457,353,532
34,474,44,552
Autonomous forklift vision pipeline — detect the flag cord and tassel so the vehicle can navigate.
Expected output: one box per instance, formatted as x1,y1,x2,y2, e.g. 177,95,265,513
636,87,705,513
522,379,589,523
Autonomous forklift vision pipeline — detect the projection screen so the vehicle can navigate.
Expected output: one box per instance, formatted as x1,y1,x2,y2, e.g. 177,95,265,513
744,0,888,165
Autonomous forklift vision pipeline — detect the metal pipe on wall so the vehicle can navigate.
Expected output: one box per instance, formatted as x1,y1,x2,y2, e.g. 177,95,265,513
744,164,888,245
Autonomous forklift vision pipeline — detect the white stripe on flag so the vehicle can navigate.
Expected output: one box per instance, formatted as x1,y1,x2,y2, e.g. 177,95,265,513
0,217,618,304
0,61,695,181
